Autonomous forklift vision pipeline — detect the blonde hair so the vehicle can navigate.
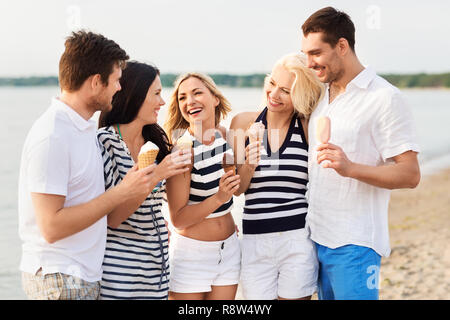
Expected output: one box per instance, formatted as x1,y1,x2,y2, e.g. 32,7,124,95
164,72,231,143
265,53,324,119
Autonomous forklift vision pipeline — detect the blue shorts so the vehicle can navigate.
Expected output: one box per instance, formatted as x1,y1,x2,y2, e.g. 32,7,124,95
315,242,381,300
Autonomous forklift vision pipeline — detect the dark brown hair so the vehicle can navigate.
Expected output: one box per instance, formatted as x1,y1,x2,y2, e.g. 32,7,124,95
302,7,356,51
99,61,171,163
59,30,129,92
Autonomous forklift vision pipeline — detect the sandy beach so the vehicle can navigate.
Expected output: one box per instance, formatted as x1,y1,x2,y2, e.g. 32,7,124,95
378,168,450,300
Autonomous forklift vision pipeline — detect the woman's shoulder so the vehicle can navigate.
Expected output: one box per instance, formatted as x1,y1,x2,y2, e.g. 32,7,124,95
230,111,260,131
97,126,122,151
97,126,117,141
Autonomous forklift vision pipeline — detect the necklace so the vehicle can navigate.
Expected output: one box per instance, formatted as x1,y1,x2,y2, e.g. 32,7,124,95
117,124,123,139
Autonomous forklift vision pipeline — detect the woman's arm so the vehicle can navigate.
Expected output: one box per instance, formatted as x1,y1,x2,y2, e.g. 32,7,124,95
229,112,260,196
107,149,192,228
166,169,240,230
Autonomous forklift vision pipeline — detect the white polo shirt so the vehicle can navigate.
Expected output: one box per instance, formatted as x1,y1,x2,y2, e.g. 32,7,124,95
306,67,420,257
18,97,106,282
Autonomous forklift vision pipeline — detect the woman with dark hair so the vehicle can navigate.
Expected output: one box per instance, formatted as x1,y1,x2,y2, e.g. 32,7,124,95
97,61,191,299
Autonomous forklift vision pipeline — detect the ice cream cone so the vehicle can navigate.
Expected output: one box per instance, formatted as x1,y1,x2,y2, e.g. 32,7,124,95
223,164,236,175
247,121,265,144
138,149,159,169
176,130,193,151
222,152,236,175
138,141,159,169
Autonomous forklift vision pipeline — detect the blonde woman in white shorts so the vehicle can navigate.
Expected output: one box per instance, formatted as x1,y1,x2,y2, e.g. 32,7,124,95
165,72,241,300
230,53,324,300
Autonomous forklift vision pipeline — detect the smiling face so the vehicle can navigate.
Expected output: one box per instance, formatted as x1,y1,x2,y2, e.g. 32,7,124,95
177,76,220,126
301,32,344,84
135,75,165,125
265,64,295,114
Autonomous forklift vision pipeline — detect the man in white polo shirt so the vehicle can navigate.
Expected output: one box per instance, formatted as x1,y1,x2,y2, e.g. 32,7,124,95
18,31,156,299
301,7,421,300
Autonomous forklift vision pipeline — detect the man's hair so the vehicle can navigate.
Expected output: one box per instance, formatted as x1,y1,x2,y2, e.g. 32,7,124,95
59,30,129,91
302,7,356,52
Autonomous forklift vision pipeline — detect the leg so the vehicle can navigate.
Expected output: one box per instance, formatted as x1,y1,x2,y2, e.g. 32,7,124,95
316,242,335,300
205,284,238,300
169,291,207,300
320,244,381,300
240,237,278,300
277,231,319,300
333,245,381,300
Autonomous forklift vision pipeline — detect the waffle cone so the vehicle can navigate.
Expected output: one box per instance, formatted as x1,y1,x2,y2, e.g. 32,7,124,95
138,149,159,169
249,135,260,144
223,164,236,175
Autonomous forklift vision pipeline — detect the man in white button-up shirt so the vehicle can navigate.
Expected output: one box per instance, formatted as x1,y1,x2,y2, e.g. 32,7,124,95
301,7,420,300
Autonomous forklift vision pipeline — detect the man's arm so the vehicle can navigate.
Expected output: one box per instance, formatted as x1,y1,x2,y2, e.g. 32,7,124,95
317,143,420,189
32,164,155,243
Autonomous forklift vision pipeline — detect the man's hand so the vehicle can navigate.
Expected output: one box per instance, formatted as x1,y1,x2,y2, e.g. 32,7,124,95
317,143,353,177
118,164,156,199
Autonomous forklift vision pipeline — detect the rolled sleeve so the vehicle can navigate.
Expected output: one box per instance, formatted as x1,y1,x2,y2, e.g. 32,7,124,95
372,91,420,162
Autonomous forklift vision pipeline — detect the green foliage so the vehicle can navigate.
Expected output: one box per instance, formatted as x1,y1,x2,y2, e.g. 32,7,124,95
1,73,450,88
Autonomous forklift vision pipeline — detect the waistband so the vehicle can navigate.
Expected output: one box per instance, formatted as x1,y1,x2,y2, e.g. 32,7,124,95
171,231,238,249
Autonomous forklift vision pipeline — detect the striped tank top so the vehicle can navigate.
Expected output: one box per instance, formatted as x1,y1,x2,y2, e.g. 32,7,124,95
243,107,309,234
188,130,234,218
97,126,169,300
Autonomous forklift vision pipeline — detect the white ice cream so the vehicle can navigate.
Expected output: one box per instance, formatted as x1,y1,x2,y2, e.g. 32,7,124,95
139,141,159,155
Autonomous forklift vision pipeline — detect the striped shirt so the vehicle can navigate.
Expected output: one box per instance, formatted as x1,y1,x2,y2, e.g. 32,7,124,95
97,126,169,300
243,107,309,234
189,130,234,218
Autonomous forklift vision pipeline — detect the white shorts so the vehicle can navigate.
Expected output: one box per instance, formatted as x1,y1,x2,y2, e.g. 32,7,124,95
169,232,241,293
240,228,318,300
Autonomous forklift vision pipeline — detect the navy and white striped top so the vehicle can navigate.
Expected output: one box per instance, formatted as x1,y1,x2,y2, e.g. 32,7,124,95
243,107,309,234
97,126,169,300
188,130,234,218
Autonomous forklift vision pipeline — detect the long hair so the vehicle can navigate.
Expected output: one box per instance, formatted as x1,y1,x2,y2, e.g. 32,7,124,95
265,53,324,119
164,72,231,143
99,61,171,163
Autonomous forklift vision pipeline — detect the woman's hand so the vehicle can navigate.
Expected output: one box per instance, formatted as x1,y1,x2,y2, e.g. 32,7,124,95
152,149,192,183
216,170,241,204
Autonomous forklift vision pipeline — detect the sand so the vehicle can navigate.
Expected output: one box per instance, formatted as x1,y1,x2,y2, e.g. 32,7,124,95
379,168,450,300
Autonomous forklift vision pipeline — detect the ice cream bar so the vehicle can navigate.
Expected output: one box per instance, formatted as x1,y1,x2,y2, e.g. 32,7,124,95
316,116,331,143
247,121,265,144
138,141,159,169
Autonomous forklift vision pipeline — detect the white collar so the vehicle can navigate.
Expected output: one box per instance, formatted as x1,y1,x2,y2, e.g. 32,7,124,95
52,97,96,131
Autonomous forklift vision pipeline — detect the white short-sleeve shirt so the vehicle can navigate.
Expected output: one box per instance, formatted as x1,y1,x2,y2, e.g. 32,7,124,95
306,67,420,257
18,98,106,282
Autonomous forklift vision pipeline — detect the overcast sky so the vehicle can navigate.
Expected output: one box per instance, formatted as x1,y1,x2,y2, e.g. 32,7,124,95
1,0,449,77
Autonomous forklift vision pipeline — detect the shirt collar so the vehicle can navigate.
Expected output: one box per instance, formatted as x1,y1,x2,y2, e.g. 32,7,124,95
348,66,376,90
324,66,376,91
51,97,96,131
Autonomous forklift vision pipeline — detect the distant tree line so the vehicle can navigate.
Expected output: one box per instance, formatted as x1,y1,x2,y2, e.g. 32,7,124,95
1,73,449,88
